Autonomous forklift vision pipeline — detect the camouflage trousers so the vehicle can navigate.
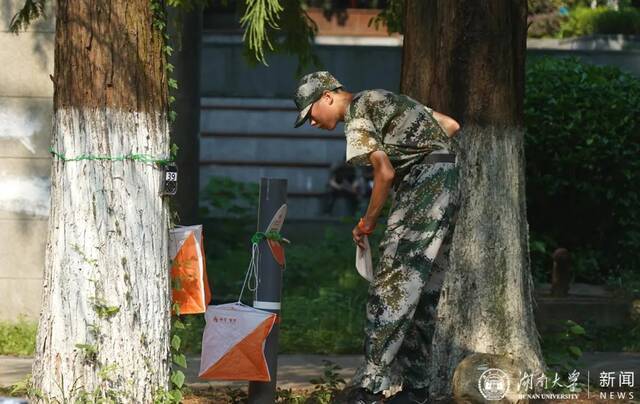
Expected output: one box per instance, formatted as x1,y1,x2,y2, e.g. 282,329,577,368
350,150,461,395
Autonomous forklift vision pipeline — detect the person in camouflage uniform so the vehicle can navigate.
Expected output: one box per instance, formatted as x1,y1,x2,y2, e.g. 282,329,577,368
293,71,461,404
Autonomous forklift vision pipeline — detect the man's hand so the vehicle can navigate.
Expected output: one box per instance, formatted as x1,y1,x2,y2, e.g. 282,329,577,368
352,218,375,249
353,151,395,249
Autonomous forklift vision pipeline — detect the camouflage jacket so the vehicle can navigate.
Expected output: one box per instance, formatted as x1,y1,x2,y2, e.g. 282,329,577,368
344,89,455,181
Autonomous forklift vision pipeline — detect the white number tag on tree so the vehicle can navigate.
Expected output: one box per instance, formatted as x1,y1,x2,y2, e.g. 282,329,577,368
162,163,178,196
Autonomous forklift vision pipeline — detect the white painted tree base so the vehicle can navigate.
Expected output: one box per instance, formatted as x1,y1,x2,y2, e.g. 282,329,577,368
428,126,547,399
32,108,171,402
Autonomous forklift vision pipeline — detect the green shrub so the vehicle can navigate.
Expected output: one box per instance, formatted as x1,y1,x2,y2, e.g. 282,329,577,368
592,6,640,34
561,6,640,36
560,6,605,36
179,224,380,354
524,57,640,284
199,175,386,353
529,0,566,15
199,176,259,301
0,317,37,356
528,13,569,38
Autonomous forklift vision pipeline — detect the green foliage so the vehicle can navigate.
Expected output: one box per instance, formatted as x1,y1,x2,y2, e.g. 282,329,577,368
219,387,249,403
173,351,188,369
589,6,640,34
240,0,284,65
529,231,557,284
167,261,190,402
526,0,583,38
524,57,640,285
75,343,98,362
201,176,259,219
276,0,321,76
150,0,179,125
527,13,569,38
172,314,206,355
154,386,185,404
369,0,404,35
560,6,608,36
527,1,640,37
305,360,346,403
91,297,120,319
198,176,376,354
166,0,211,11
578,319,640,352
541,318,640,393
276,225,385,353
605,267,640,296
203,220,382,353
96,363,119,381
239,0,321,75
541,320,588,374
7,375,43,400
274,360,346,403
275,387,307,403
200,176,259,281
167,315,188,401
279,292,365,354
9,0,47,33
528,0,566,14
560,6,640,36
0,317,36,356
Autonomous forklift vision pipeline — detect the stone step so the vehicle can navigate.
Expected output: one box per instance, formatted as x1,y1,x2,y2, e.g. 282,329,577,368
534,283,634,332
200,97,345,135
200,135,346,164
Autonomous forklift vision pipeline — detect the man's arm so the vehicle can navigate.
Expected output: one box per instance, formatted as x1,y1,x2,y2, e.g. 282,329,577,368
432,111,461,137
352,150,395,249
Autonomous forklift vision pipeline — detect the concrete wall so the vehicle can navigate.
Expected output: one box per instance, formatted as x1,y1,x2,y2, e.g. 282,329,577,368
0,1,55,320
201,35,640,98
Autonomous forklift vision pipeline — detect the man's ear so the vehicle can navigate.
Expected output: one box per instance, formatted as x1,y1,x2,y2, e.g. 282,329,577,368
324,90,334,105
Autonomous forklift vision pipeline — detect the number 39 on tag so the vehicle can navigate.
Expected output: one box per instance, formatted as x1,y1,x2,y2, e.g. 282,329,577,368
162,163,178,196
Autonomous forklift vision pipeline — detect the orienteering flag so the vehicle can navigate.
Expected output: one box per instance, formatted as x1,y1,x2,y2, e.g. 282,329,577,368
199,303,277,381
169,225,211,314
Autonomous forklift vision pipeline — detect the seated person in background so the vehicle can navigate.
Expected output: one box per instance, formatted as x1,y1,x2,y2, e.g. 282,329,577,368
323,162,359,216
355,166,374,217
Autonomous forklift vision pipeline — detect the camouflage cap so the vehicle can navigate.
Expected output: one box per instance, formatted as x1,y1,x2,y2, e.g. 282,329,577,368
293,71,343,128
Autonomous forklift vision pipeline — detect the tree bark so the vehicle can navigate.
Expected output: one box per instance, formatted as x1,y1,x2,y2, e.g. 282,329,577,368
32,0,171,402
401,0,546,399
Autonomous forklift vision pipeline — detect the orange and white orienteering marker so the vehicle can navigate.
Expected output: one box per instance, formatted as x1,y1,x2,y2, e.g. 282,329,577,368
265,204,288,268
198,302,277,381
169,225,212,314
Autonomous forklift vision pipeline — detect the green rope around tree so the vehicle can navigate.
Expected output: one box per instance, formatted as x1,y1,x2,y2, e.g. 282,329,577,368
49,147,174,166
251,230,289,244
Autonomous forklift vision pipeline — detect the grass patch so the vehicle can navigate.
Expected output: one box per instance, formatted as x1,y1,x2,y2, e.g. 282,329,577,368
0,317,36,356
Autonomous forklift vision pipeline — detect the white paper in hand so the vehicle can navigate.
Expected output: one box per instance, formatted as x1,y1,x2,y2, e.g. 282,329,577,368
355,235,374,282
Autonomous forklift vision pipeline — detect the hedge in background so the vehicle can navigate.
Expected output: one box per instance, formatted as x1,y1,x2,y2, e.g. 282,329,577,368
524,57,640,283
560,6,640,36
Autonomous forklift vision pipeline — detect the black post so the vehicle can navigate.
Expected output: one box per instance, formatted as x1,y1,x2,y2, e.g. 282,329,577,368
248,178,287,404
167,5,202,224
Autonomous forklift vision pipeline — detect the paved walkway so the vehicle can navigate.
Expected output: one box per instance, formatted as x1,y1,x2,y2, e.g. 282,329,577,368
2,352,639,391
0,354,362,391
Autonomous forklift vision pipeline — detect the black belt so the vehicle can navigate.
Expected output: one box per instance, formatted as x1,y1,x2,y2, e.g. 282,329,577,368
423,153,456,164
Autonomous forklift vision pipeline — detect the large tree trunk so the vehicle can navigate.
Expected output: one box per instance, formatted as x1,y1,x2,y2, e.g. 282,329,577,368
401,1,547,400
32,0,171,402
